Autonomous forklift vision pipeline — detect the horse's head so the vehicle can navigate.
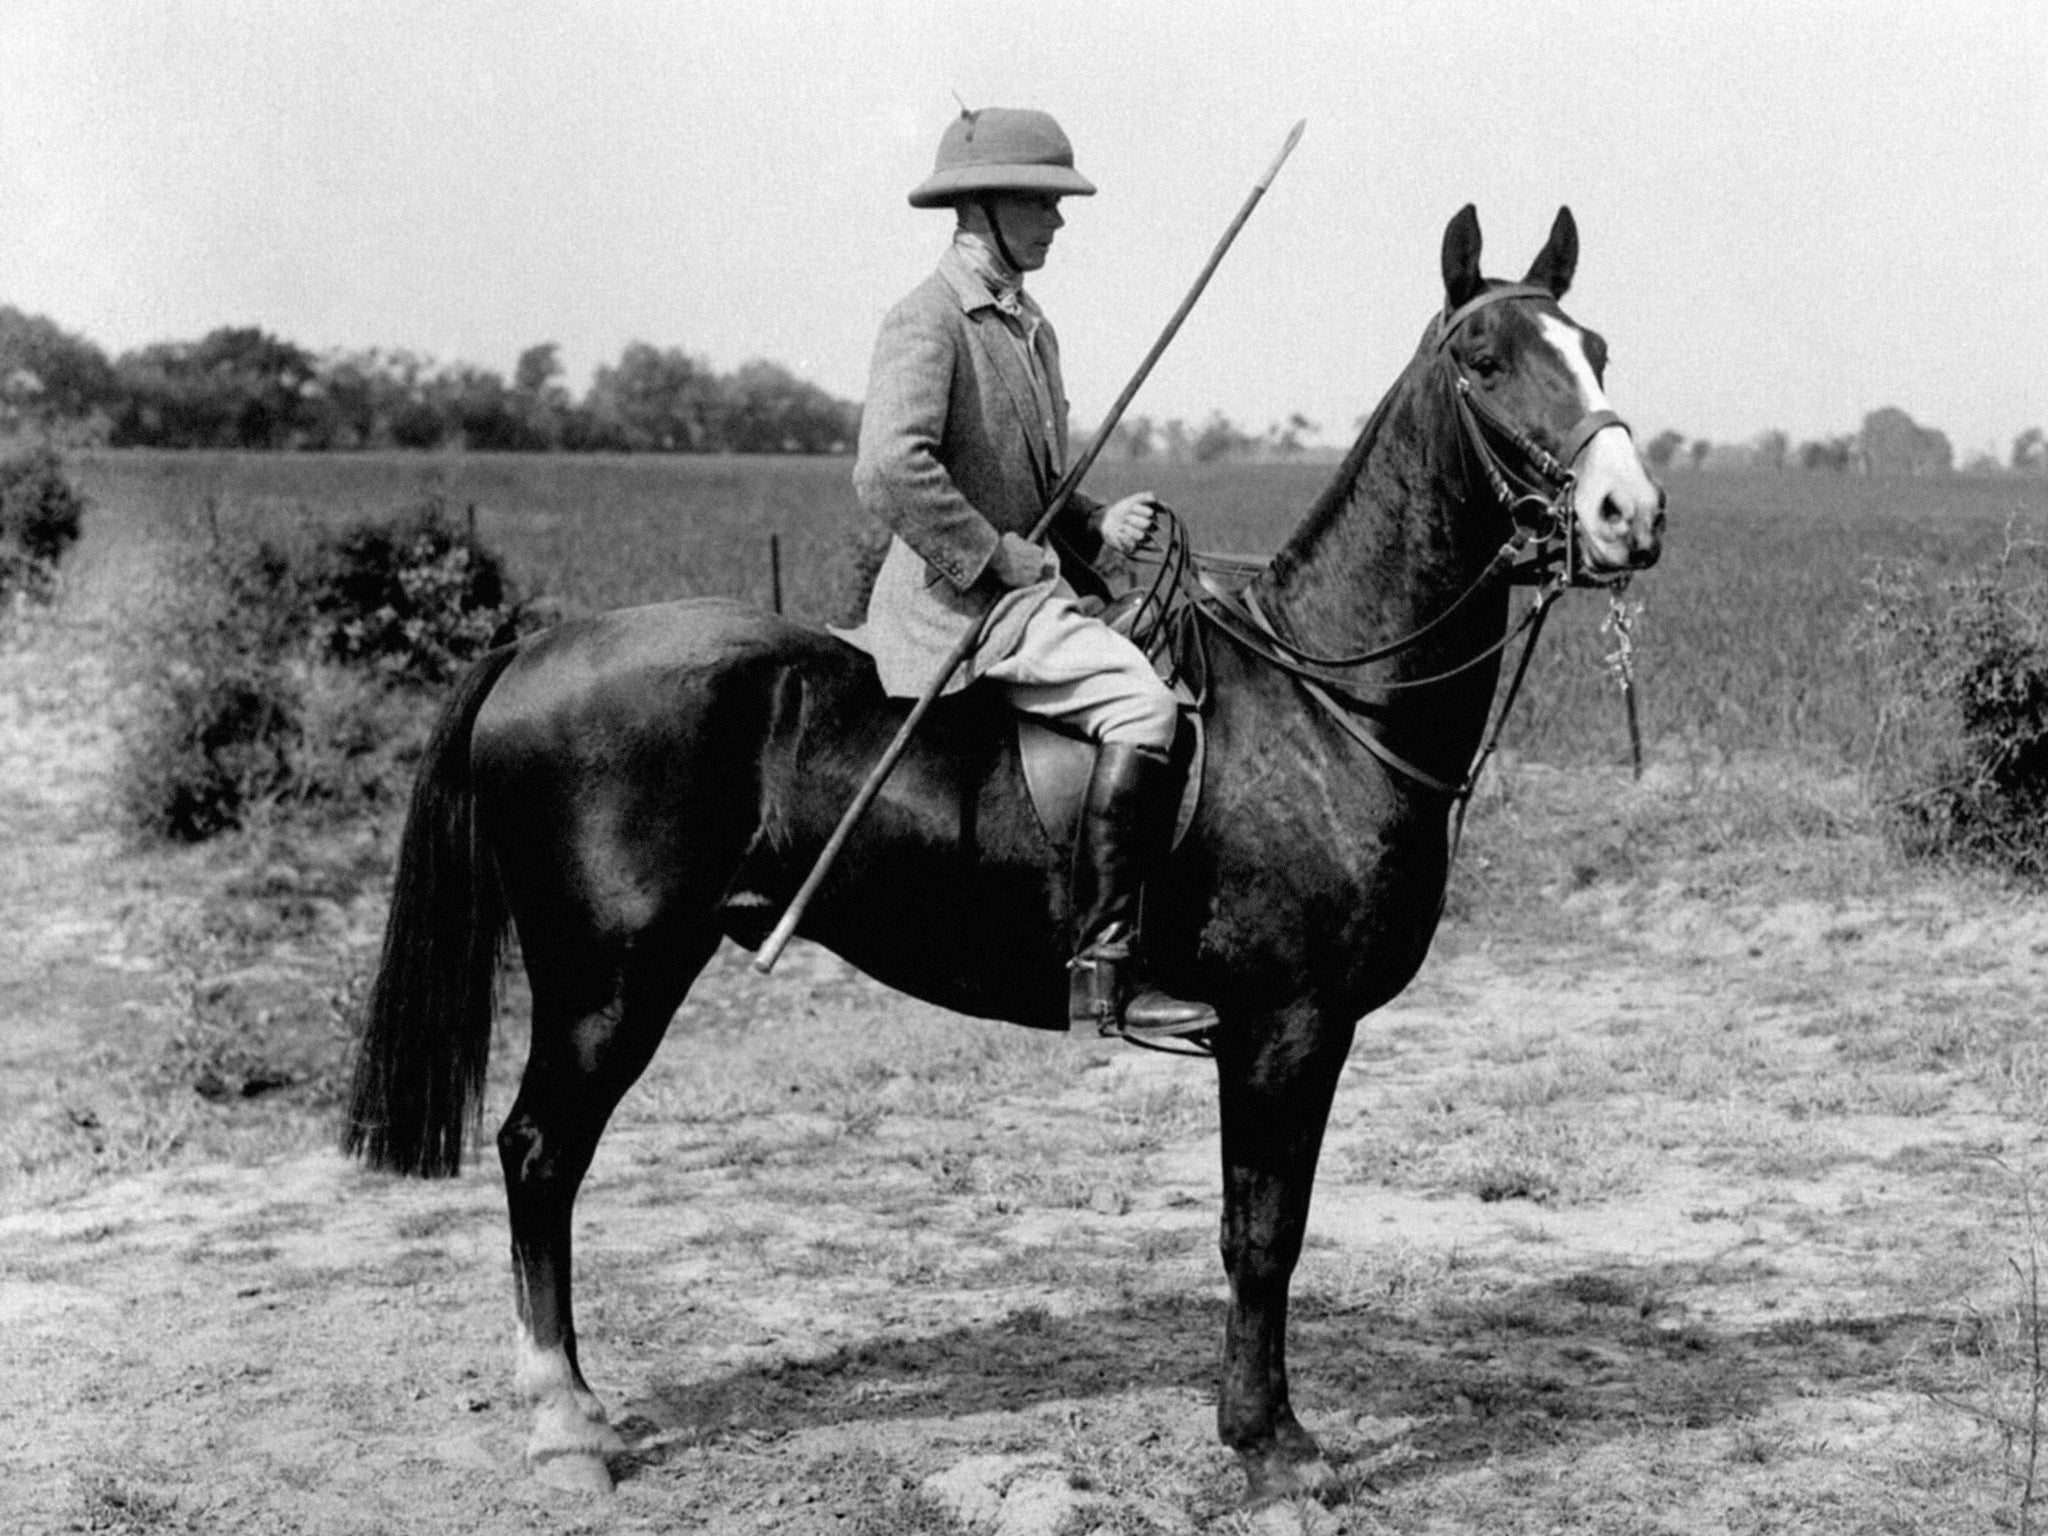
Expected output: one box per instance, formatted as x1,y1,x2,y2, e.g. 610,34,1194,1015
1436,205,1665,576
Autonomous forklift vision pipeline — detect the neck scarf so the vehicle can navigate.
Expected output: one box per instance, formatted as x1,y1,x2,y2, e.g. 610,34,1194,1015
952,229,1031,320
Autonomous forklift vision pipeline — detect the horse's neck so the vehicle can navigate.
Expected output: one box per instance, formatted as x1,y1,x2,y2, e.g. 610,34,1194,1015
1252,361,1511,757
1264,364,1504,655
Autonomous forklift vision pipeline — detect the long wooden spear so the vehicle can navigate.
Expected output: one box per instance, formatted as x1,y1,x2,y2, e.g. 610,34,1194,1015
754,119,1306,973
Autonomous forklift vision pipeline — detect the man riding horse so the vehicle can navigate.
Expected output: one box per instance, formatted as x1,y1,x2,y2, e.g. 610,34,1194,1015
847,107,1215,1043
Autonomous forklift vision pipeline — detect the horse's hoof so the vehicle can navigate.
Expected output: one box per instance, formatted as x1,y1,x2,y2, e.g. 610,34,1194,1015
527,1395,626,1492
531,1449,615,1495
1242,1450,1343,1508
530,1394,625,1445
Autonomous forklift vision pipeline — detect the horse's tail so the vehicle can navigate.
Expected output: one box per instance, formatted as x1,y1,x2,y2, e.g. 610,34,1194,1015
342,643,521,1177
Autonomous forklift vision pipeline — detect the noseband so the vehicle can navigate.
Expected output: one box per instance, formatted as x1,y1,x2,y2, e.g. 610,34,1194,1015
1434,282,1631,589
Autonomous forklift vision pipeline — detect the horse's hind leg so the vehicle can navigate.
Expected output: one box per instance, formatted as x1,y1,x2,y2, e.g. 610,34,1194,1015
498,924,718,1492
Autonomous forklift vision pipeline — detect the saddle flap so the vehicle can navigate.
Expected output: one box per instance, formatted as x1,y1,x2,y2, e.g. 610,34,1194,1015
1012,539,1264,854
1018,706,1203,853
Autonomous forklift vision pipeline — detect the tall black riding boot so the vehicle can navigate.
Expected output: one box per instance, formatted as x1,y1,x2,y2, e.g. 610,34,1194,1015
1068,742,1219,1041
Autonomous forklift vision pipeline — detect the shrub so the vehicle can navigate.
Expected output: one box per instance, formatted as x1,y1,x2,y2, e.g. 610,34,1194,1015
1859,536,2048,881
303,497,527,684
118,538,306,842
118,500,536,841
124,667,302,841
0,443,86,600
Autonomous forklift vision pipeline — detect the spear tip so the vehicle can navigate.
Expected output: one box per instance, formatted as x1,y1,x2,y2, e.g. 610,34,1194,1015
1257,119,1308,191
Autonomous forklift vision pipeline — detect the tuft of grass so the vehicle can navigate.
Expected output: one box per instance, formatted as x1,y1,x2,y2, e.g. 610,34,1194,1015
70,1471,195,1536
1919,1157,2048,1533
1456,1115,1641,1207
1295,1239,1462,1316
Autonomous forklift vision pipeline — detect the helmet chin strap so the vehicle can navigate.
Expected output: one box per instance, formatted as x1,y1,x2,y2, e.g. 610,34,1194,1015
976,195,1024,276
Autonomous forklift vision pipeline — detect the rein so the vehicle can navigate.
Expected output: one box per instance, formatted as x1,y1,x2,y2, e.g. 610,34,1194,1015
1194,557,1566,809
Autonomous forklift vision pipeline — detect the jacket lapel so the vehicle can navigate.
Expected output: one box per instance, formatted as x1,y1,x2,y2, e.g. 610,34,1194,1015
939,252,1055,499
1035,322,1069,473
966,310,1054,498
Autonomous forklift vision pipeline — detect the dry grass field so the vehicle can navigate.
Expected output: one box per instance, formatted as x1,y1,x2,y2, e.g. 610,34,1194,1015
5,451,2048,1535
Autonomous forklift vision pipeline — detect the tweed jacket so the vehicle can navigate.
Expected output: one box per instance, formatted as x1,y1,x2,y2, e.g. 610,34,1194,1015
849,246,1104,697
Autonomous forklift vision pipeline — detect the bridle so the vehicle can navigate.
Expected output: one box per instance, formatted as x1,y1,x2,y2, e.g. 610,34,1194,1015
1105,283,1647,1057
1177,282,1641,820
1435,282,1632,592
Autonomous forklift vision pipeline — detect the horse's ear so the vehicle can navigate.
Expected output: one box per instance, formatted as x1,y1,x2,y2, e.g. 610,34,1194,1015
1441,204,1484,309
1523,206,1578,298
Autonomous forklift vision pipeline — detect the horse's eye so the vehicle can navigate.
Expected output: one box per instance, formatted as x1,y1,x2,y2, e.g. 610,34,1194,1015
1470,353,1503,380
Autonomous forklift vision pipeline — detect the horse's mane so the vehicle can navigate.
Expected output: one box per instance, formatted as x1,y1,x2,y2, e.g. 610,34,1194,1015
1267,327,1436,586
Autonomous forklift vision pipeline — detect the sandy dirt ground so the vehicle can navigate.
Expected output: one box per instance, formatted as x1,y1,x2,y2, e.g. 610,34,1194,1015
4,563,2046,1535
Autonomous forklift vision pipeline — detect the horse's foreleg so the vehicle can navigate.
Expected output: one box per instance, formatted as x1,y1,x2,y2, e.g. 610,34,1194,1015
499,934,712,1492
1214,1016,1352,1506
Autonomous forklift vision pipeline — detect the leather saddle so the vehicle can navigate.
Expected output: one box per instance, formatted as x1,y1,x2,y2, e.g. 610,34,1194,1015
1016,695,1202,853
1014,557,1252,853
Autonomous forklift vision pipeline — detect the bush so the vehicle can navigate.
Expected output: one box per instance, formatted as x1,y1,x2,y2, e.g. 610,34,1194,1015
124,667,302,841
0,443,86,600
1859,537,2048,881
303,497,527,684
118,539,306,841
118,500,537,841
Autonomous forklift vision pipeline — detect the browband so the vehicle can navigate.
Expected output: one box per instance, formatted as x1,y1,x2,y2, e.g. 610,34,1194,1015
1434,283,1558,349
1435,284,1632,469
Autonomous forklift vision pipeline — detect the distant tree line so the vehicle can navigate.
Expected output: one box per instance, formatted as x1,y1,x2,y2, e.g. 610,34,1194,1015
1093,410,1322,463
1645,407,2048,479
0,306,860,454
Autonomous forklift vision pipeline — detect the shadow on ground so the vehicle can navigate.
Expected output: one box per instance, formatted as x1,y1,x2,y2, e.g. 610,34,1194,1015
618,1263,1951,1487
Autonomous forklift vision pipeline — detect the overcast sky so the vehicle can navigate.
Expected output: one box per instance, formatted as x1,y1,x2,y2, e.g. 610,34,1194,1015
3,0,2043,459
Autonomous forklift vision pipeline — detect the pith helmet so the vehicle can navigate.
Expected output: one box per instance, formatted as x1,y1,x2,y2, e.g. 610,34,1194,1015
906,107,1097,209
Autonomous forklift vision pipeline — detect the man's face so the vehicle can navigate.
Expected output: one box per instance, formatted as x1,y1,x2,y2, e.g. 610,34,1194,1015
987,192,1065,271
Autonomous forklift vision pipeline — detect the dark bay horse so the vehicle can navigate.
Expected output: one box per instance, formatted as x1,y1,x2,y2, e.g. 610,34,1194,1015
344,205,1664,1502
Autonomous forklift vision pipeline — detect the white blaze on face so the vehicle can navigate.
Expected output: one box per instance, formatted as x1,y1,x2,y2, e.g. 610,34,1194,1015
1536,313,1612,417
1534,313,1662,568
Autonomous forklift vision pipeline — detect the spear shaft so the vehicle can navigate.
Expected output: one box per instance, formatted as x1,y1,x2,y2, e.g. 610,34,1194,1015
754,119,1306,973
